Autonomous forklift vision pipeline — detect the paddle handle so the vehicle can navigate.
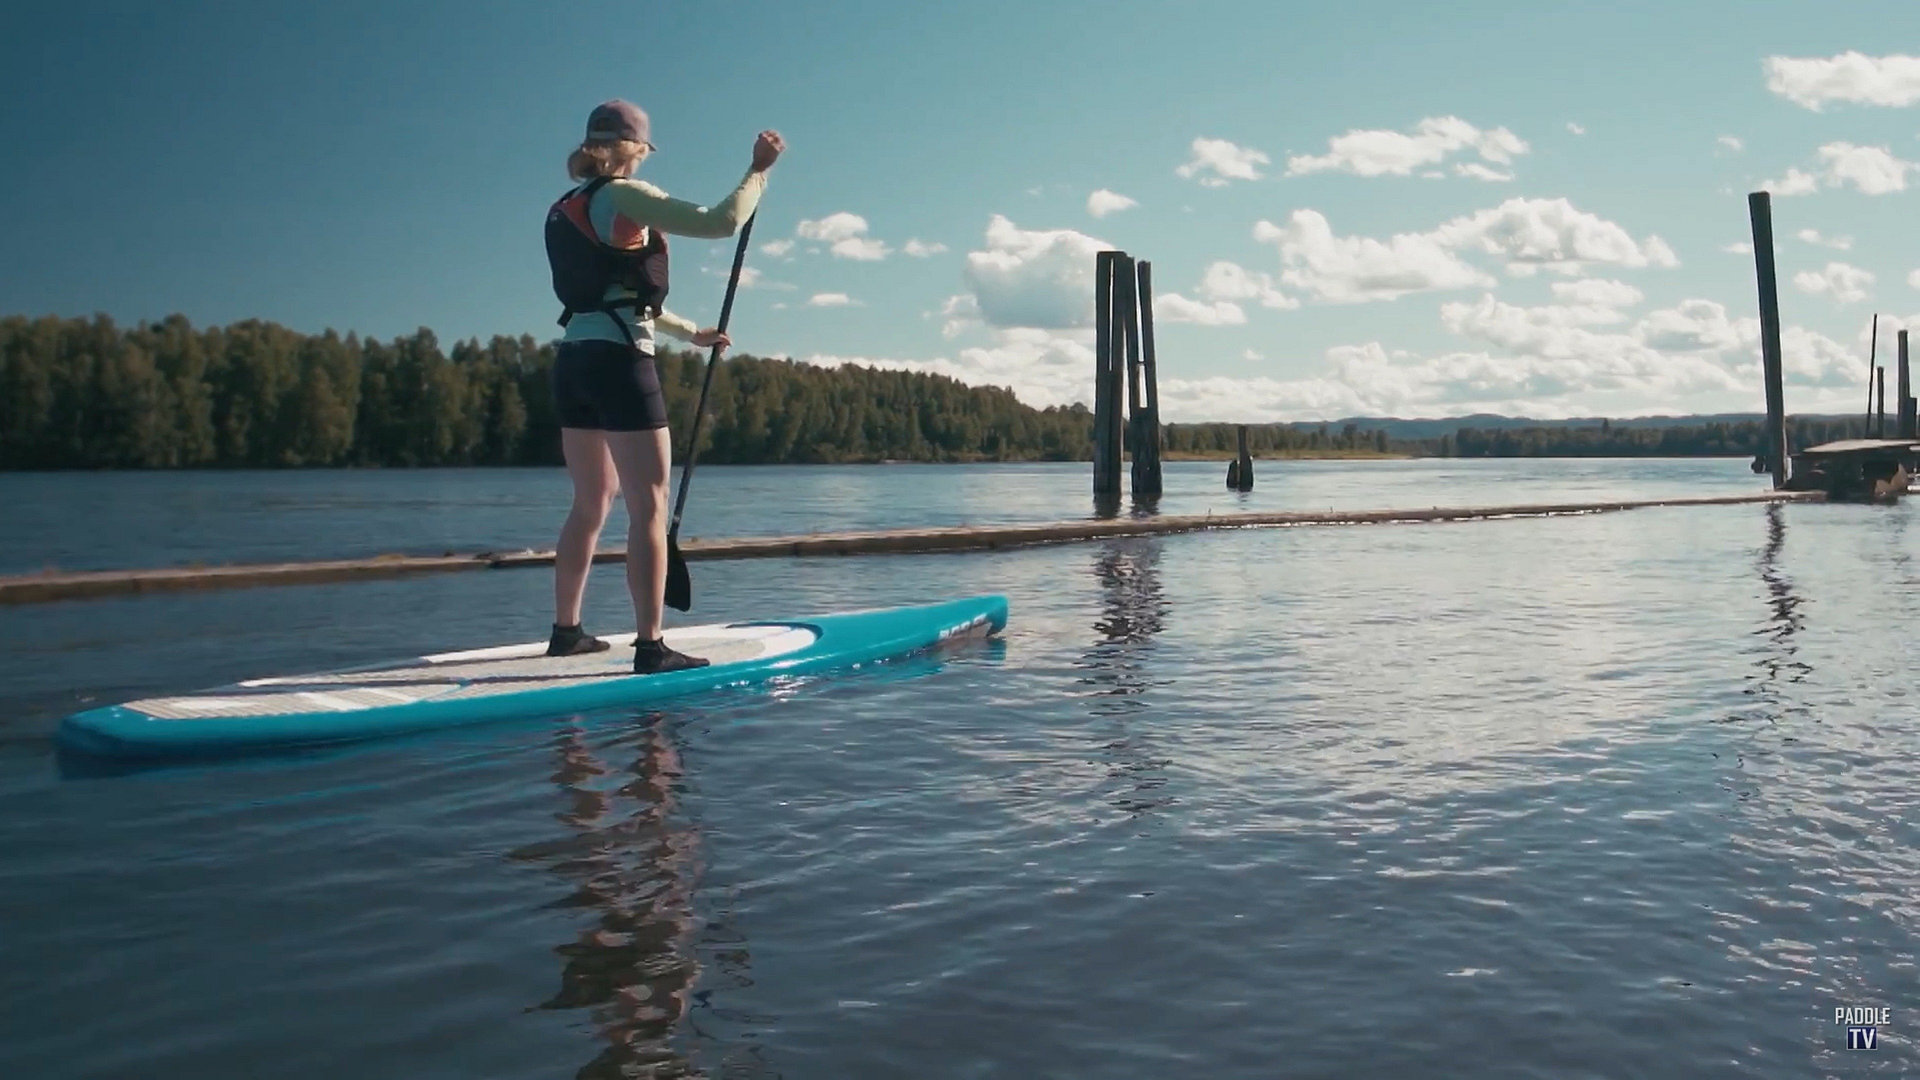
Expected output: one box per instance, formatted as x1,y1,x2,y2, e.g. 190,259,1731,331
668,211,756,543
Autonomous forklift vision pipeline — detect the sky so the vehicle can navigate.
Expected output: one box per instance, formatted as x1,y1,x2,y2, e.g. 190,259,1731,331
3,0,1918,422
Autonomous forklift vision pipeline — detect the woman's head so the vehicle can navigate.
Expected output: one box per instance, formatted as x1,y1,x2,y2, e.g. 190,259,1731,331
567,99,655,180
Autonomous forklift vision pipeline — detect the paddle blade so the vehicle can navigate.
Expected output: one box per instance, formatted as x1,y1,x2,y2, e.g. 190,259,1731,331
663,538,692,612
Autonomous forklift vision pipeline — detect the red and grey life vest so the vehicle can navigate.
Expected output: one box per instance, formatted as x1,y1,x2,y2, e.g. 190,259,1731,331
544,176,670,346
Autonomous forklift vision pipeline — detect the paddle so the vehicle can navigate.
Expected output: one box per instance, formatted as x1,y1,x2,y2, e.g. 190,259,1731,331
663,210,756,612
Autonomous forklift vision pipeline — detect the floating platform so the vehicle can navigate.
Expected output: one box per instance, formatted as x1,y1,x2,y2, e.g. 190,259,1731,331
0,489,1820,605
1787,438,1919,503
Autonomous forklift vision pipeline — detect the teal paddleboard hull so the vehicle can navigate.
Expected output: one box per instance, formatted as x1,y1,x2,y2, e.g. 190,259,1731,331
59,595,1007,758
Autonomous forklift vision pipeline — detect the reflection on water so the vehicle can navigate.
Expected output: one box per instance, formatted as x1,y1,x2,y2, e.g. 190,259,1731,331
1751,502,1811,702
1077,538,1173,819
509,718,706,1079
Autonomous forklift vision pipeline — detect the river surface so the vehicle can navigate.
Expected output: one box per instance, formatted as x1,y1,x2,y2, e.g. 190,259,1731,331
1,459,1914,1078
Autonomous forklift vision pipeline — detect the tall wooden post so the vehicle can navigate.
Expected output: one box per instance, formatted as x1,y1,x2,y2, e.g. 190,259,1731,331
1133,260,1164,496
1092,251,1120,496
1115,253,1140,447
1900,329,1914,438
1867,313,1880,438
1230,424,1253,491
1747,192,1788,488
1877,366,1887,438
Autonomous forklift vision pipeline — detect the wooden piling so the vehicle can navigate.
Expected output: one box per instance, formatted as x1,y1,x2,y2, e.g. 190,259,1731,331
1092,251,1120,496
1900,330,1914,439
1133,259,1164,496
1747,192,1788,489
1115,252,1141,457
1877,366,1887,438
1229,424,1254,491
1867,313,1880,436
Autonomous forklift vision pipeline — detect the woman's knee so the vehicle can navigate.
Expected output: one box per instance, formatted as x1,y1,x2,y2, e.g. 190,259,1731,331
570,486,617,524
623,479,669,525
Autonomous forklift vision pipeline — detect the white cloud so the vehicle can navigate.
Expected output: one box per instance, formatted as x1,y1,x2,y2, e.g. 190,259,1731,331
1796,228,1853,250
1818,142,1913,194
1195,260,1298,310
1252,210,1494,303
1086,189,1138,218
1764,52,1920,110
1718,135,1745,152
1454,163,1515,182
960,214,1111,329
1567,122,1586,135
1793,262,1875,304
795,212,893,259
1765,143,1915,196
1176,137,1270,186
760,239,795,258
1910,269,1920,290
1549,278,1644,309
1761,167,1821,197
1723,242,1753,254
1153,295,1247,325
902,239,947,257
1286,116,1528,179
807,292,855,307
1429,197,1680,276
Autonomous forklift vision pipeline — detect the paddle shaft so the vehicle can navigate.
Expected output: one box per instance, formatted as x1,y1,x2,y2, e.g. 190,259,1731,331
668,211,756,544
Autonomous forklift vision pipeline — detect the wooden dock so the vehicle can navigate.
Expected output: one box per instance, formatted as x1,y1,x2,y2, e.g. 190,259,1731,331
0,489,1819,605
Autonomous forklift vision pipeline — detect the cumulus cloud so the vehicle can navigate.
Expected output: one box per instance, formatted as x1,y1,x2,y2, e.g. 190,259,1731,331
1793,262,1875,303
1796,228,1853,250
1252,210,1494,303
1723,242,1753,254
760,239,795,258
1195,260,1298,310
960,214,1111,329
1550,278,1645,309
1764,52,1920,110
795,212,893,259
1567,122,1586,135
1911,269,1920,290
1428,197,1680,276
1454,163,1515,182
1718,135,1745,152
902,239,947,257
1086,189,1138,218
1176,137,1270,186
1153,295,1248,325
1765,143,1915,196
1286,116,1528,179
807,292,855,307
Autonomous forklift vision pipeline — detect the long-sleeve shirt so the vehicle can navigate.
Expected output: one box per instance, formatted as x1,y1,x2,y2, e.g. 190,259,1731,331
560,168,768,353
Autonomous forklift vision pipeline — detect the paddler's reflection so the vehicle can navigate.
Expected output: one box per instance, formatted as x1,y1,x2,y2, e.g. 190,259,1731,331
510,717,702,1079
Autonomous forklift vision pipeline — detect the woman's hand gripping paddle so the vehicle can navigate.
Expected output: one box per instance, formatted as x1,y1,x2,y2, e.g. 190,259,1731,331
663,211,756,612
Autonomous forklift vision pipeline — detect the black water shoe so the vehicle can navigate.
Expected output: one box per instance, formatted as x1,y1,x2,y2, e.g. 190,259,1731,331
547,623,611,656
633,637,710,674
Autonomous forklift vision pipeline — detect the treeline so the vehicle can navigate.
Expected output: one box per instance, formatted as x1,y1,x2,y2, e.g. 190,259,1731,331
1435,417,1870,458
0,314,1879,469
0,314,1092,468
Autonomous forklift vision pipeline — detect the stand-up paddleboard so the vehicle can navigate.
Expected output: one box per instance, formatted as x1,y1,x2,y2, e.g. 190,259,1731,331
59,595,1007,759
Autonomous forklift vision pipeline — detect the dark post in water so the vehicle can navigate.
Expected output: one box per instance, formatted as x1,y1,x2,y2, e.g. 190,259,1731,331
1877,366,1887,438
1866,313,1879,437
1093,251,1120,497
1747,192,1788,488
1227,424,1254,491
1900,329,1914,439
1133,260,1164,496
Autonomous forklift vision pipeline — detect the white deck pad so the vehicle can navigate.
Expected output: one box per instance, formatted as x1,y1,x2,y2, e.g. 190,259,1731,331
129,623,817,721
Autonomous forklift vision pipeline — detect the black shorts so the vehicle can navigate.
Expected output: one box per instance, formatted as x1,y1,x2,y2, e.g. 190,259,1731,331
550,339,670,431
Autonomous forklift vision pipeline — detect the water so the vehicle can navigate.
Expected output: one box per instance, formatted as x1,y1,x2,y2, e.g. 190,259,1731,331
1,460,1915,1078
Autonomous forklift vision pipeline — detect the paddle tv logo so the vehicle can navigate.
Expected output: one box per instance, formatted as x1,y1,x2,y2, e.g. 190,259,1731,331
1837,1006,1890,1050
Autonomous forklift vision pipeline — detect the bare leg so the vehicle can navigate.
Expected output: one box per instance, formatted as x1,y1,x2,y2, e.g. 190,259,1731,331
604,427,673,640
555,428,617,627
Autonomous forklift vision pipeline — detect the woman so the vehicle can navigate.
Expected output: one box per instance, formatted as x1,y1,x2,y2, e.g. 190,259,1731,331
545,98,784,672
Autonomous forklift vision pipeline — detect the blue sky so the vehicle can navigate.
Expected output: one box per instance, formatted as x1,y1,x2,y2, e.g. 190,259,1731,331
3,1,1917,420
